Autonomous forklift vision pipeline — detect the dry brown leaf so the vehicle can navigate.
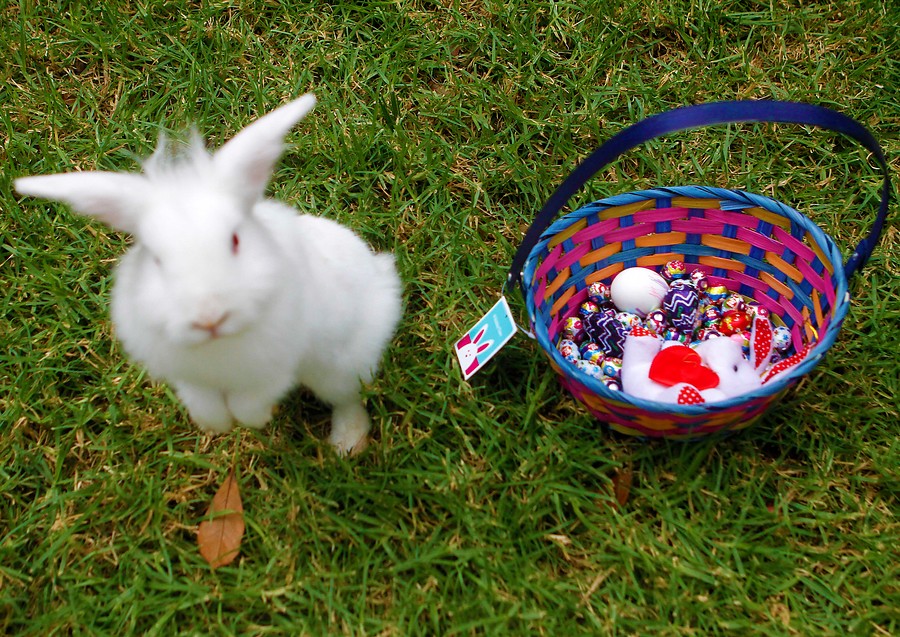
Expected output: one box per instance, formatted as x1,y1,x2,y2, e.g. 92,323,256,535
198,470,244,569
611,465,633,509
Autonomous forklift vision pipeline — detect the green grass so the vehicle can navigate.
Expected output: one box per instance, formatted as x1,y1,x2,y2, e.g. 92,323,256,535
2,0,898,634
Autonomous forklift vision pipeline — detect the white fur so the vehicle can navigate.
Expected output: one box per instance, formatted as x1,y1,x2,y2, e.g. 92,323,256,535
691,337,762,399
621,333,760,404
15,94,402,454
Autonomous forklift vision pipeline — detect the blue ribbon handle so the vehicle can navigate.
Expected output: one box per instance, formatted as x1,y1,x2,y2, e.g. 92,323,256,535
507,101,891,290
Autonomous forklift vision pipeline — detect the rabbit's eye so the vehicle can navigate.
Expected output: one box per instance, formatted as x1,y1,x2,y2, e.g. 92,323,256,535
231,233,240,255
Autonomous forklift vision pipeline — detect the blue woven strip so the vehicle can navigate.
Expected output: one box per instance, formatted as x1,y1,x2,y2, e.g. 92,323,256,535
508,101,891,290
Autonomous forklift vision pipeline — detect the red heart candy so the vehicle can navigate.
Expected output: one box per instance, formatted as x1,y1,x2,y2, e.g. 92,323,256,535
649,345,720,391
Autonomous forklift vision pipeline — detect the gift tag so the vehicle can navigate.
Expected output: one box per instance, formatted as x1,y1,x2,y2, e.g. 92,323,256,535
455,296,518,381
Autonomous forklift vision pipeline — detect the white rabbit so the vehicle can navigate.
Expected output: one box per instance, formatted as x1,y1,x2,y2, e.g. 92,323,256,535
15,94,402,455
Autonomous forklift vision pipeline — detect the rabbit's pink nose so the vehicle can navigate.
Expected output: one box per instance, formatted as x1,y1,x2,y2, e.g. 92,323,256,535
191,312,230,337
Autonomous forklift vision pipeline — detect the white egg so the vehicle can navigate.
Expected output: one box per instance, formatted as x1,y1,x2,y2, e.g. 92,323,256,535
610,267,669,316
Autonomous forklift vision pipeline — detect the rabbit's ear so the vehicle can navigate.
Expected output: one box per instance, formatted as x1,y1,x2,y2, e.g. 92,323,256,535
15,172,149,233
213,93,317,205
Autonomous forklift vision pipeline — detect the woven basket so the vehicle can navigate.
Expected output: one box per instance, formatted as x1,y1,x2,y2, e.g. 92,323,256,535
507,102,890,439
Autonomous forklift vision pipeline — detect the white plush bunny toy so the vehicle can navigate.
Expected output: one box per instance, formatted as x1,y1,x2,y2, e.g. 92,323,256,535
15,94,402,455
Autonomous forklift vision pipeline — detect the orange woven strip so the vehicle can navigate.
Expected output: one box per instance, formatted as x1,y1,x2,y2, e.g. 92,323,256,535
631,414,684,431
701,234,752,255
580,242,622,268
671,197,722,210
812,288,825,329
635,232,688,248
609,423,646,437
636,253,687,268
579,391,613,415
547,218,589,249
765,252,804,283
759,271,794,300
745,206,793,230
544,267,571,301
801,306,817,342
702,410,753,428
597,199,656,220
698,255,747,273
550,284,578,316
587,263,626,284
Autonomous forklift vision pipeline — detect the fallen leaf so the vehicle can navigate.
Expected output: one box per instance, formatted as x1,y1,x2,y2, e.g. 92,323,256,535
198,470,244,569
611,465,633,509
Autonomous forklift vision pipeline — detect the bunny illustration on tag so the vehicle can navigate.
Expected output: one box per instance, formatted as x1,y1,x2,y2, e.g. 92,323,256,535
455,297,517,381
456,328,494,378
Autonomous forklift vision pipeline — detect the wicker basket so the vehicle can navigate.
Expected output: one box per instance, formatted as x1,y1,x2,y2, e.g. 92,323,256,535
507,102,890,438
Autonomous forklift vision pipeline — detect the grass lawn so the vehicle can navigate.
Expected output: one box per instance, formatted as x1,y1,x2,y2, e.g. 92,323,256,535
1,0,898,634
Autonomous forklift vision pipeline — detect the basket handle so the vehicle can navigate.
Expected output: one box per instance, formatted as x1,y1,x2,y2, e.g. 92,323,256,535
507,100,891,290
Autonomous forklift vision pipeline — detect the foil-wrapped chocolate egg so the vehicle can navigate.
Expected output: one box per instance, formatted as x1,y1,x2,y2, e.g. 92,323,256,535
557,338,581,362
733,330,752,356
662,285,700,332
563,316,585,342
662,328,691,344
662,260,687,281
574,359,604,380
588,281,612,305
601,357,623,380
690,269,709,292
706,285,729,304
668,279,694,291
580,301,601,317
772,326,792,353
584,312,626,358
644,309,668,334
719,310,751,335
602,377,622,392
695,327,722,342
724,293,747,312
615,311,643,331
579,341,601,359
701,304,722,324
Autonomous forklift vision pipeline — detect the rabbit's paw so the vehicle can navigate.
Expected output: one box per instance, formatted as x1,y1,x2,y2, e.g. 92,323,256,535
226,391,274,429
176,384,233,433
328,402,371,457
